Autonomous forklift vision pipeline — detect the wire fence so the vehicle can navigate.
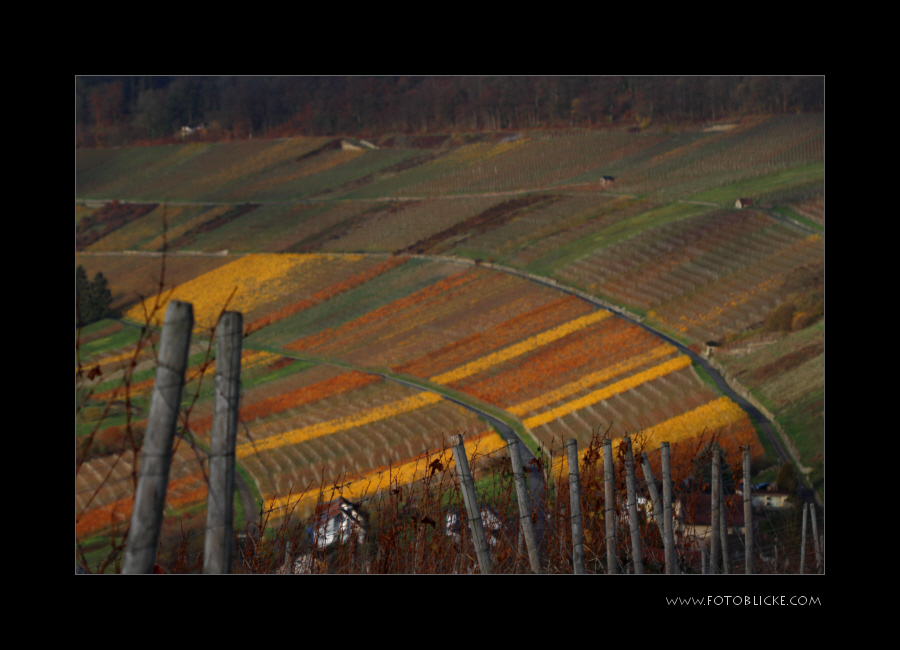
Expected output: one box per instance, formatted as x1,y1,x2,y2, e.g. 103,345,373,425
77,425,823,575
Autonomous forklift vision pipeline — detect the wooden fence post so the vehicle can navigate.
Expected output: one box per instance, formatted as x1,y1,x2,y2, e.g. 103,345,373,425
122,301,194,574
566,439,585,574
641,451,679,574
743,445,753,575
640,452,664,536
719,468,730,574
710,446,720,574
800,500,808,575
603,438,617,574
661,442,676,575
203,311,242,574
450,434,492,574
810,503,822,573
623,437,644,574
509,437,541,574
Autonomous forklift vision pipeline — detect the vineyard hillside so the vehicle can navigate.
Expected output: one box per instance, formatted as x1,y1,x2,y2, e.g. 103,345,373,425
76,116,824,569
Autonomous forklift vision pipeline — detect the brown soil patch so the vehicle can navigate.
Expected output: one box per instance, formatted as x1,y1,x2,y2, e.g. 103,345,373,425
396,194,558,255
284,202,422,253
167,204,260,249
77,201,158,250
294,139,341,162
748,341,824,384
309,150,447,198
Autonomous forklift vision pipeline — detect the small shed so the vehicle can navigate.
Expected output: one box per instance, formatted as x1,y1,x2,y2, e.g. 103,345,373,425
602,175,616,185
735,198,754,209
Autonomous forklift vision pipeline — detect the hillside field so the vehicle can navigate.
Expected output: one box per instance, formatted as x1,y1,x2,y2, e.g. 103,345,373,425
76,116,824,569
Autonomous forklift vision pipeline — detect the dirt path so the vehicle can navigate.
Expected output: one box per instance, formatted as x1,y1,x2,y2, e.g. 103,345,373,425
77,186,638,208
766,209,820,235
456,261,796,468
262,351,548,508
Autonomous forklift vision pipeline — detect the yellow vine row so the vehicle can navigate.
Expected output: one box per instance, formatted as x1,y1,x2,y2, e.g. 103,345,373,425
523,355,691,429
509,343,676,417
262,430,509,517
549,395,748,477
429,309,612,385
234,392,443,458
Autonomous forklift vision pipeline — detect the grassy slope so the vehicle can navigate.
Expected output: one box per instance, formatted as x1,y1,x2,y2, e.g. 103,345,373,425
714,319,824,494
688,162,824,205
524,201,716,277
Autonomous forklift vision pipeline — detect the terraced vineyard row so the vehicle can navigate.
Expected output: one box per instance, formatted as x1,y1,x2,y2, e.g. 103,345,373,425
555,209,824,342
77,115,824,565
77,251,768,541
604,115,824,199
76,117,823,209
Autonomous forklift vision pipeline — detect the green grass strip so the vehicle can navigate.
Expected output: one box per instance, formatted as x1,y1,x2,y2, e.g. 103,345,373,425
525,201,714,276
691,360,722,393
772,205,824,233
688,162,824,205
78,325,143,359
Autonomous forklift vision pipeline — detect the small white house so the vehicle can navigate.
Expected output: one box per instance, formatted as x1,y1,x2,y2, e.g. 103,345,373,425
180,124,207,138
737,481,793,510
277,497,369,574
307,497,369,550
752,486,792,510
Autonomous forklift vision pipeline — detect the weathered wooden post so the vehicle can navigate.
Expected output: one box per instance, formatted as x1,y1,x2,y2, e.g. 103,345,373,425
661,442,677,575
623,437,644,574
810,503,822,573
450,434,492,574
509,437,541,574
566,439,585,574
603,438,617,574
710,446,721,574
719,468,730,574
641,451,679,574
122,301,194,574
743,445,753,574
204,311,242,574
641,453,664,536
800,501,808,575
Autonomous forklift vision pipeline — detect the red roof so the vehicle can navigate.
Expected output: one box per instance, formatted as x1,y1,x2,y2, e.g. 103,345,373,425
678,494,745,527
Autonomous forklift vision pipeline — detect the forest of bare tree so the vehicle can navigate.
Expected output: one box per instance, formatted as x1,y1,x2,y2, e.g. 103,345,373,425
75,76,824,147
